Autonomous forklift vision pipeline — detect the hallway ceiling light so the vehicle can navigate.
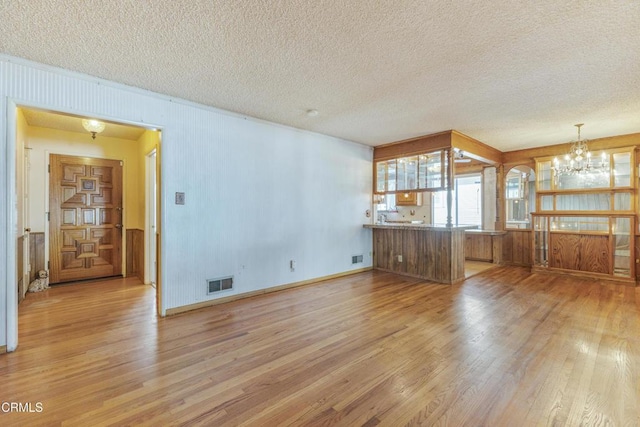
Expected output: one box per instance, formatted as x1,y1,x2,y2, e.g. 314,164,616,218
82,119,106,139
552,123,608,181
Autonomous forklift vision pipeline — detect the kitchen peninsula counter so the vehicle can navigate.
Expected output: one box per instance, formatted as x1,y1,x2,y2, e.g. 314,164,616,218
364,223,472,284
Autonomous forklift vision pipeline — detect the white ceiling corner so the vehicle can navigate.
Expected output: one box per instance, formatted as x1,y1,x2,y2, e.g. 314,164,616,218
2,1,640,151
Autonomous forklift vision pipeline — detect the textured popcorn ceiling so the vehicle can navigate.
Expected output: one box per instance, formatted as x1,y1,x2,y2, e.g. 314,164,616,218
1,1,640,151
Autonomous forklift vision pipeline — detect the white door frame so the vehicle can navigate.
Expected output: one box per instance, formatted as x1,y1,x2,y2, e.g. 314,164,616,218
6,100,19,351
4,99,165,352
145,149,158,286
22,148,31,299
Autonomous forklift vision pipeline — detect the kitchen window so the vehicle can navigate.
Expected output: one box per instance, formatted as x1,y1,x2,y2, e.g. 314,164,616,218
433,174,482,226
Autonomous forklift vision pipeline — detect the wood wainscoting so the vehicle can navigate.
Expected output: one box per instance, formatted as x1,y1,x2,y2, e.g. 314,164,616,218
370,225,466,284
126,229,145,283
503,229,532,266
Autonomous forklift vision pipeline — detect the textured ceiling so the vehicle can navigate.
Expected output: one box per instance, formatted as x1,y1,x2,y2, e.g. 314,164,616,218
2,1,640,151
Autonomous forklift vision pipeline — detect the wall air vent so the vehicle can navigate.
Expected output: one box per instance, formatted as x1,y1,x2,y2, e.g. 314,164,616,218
352,255,364,264
207,276,233,294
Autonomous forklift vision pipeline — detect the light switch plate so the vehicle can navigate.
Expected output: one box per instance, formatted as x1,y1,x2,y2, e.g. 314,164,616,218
175,192,185,205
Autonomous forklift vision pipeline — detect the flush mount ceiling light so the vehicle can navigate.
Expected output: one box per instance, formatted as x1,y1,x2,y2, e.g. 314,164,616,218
306,109,319,117
551,123,608,182
453,149,471,163
81,118,106,139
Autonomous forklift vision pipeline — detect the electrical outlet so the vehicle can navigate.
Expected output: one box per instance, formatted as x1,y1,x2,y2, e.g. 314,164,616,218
175,192,185,205
290,260,296,272
398,255,403,262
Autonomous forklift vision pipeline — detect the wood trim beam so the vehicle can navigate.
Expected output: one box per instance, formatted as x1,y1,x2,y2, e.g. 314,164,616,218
374,131,452,160
451,130,502,165
502,132,640,166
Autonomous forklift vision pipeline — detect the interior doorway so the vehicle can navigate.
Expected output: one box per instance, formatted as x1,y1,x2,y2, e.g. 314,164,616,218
10,104,163,351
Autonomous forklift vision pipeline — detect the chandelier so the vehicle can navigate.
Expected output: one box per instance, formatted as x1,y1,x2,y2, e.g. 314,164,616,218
551,124,608,181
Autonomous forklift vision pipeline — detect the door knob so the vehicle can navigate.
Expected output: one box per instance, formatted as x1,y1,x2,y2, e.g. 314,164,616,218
115,224,123,229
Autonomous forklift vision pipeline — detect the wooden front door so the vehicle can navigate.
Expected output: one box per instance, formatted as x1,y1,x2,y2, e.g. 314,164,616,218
49,155,123,284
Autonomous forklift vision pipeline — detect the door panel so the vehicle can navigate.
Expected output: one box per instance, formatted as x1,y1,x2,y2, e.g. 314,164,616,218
50,155,123,284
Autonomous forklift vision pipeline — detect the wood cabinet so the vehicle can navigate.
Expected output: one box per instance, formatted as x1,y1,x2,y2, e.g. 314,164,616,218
549,233,609,273
464,231,506,263
375,150,447,194
532,146,636,284
465,234,492,261
396,192,423,206
368,224,466,284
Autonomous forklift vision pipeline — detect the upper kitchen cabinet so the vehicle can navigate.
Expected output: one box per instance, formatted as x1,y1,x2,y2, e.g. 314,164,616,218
373,130,501,196
374,151,446,194
396,191,423,206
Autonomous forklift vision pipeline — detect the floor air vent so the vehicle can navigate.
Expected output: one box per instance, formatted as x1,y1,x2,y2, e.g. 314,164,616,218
352,254,363,264
207,276,233,294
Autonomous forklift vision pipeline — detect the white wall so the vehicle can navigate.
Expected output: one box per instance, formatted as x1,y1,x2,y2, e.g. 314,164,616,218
0,55,373,349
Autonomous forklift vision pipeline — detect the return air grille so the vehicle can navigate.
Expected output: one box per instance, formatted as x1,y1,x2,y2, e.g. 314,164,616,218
207,276,233,294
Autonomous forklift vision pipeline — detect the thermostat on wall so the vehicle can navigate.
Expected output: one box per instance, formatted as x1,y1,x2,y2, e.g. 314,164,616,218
175,192,185,205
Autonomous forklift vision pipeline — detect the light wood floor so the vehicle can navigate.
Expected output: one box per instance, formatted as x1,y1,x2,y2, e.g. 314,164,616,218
464,260,497,278
1,267,639,426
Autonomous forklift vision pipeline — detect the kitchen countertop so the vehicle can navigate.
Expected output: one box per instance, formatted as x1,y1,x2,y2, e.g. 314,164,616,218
464,229,507,236
363,223,478,231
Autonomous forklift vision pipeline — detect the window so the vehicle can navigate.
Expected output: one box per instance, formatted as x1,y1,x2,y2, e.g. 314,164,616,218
433,175,482,226
375,193,397,212
505,165,535,229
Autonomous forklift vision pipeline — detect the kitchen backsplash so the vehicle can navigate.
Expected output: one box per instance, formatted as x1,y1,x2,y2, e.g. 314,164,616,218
375,195,432,223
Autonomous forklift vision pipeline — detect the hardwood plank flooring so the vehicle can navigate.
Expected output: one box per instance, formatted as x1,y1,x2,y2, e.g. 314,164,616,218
1,268,639,426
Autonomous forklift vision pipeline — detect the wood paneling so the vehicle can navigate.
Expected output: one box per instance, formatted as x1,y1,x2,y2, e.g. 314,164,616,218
465,234,493,261
503,132,640,166
372,227,465,283
126,229,145,283
17,235,24,304
550,233,610,274
29,232,45,282
374,130,451,160
636,235,640,281
4,267,639,425
451,130,502,165
503,230,532,266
